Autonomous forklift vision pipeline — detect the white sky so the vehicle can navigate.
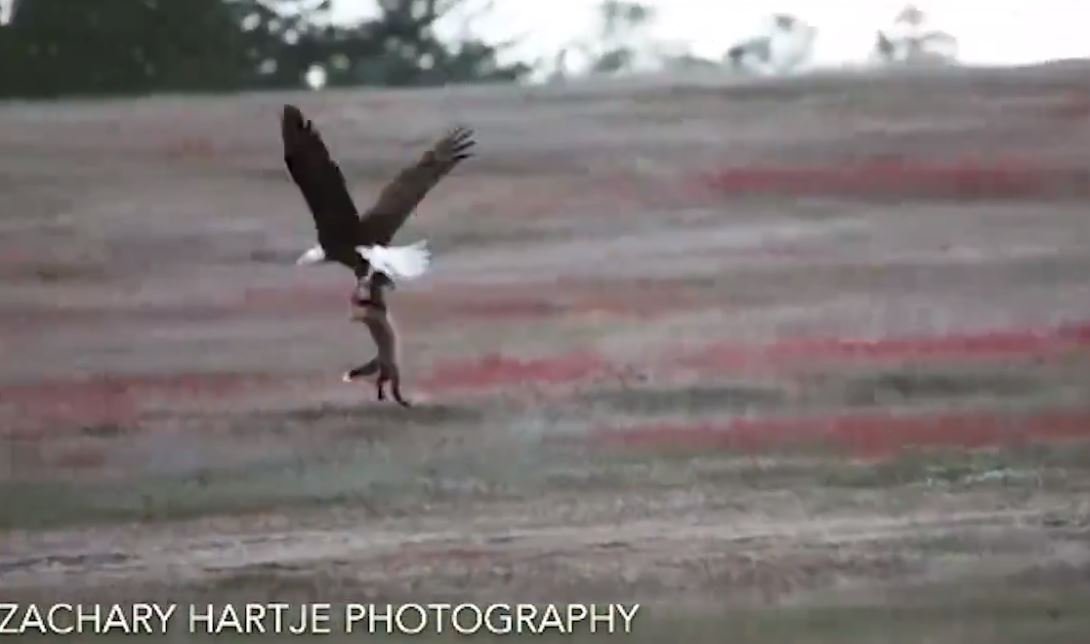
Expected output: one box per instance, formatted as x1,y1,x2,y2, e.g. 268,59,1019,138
334,0,1090,67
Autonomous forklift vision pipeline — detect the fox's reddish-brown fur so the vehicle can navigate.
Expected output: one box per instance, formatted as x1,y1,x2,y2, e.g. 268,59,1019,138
345,275,410,407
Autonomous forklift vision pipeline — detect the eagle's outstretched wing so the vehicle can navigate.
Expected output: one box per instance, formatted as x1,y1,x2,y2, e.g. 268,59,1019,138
357,126,475,246
281,104,360,262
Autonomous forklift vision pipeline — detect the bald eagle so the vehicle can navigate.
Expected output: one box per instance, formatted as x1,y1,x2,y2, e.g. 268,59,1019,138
280,104,474,285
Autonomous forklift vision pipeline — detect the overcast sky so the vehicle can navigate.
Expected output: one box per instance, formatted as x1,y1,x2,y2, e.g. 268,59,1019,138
334,0,1090,68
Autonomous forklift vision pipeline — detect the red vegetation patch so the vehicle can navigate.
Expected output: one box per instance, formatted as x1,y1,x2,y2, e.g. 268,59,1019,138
766,328,1087,361
702,159,1090,199
420,352,610,391
591,409,1090,458
0,372,304,435
682,321,1090,373
1059,322,1090,343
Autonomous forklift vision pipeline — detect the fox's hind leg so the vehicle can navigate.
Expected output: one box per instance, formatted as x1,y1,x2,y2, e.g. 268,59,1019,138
389,366,411,408
376,371,388,401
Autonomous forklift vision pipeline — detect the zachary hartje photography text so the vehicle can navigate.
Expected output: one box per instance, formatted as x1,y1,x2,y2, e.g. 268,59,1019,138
0,602,640,636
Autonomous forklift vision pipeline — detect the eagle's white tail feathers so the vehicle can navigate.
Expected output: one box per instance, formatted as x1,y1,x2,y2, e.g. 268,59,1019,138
356,240,431,281
295,245,326,266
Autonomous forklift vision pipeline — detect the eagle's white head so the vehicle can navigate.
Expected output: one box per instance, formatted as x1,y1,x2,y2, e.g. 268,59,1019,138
295,245,326,266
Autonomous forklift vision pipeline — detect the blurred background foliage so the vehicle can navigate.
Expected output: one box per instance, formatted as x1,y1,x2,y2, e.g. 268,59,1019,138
0,0,954,99
0,0,531,97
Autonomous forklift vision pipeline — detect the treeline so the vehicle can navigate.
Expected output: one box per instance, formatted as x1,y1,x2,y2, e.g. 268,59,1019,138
0,0,530,98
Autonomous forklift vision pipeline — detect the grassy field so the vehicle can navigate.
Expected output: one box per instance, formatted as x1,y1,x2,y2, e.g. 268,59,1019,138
3,63,1090,641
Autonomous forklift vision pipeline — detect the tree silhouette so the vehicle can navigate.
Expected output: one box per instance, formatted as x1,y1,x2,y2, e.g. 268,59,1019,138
589,0,655,74
0,0,528,98
874,4,958,65
315,0,529,87
1,0,252,97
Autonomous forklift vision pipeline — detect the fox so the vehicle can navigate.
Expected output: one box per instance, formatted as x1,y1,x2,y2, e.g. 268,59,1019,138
342,241,430,407
344,275,411,406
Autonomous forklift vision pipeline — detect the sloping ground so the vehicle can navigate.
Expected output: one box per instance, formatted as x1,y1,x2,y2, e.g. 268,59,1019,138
3,63,1090,641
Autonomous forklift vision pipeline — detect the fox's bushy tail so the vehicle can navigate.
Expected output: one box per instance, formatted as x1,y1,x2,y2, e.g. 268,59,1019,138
343,358,380,382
